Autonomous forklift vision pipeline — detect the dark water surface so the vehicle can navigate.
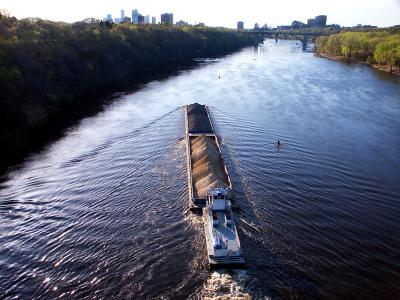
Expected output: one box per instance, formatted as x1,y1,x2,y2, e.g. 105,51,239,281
1,40,400,299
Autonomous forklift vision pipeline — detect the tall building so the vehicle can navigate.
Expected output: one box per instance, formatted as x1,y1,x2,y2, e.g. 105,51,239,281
161,13,173,25
307,15,327,27
237,21,244,30
152,16,156,24
144,15,150,24
132,9,139,24
315,15,327,27
138,15,145,24
120,10,125,20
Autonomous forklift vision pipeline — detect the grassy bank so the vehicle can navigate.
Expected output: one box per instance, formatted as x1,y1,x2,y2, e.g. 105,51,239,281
0,14,253,146
316,31,400,75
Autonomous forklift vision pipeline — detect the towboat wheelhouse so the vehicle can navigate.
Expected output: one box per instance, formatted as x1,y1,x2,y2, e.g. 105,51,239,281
204,188,245,267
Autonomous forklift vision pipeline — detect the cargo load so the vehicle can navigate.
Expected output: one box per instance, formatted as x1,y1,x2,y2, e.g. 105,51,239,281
184,104,234,210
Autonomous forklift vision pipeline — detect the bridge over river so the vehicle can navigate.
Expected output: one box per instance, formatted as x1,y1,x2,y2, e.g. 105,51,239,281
244,28,339,49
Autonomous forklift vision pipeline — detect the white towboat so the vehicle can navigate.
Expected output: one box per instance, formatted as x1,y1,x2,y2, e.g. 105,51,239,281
203,188,245,267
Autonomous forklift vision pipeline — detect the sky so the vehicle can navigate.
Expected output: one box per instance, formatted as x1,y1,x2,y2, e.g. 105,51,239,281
1,0,400,28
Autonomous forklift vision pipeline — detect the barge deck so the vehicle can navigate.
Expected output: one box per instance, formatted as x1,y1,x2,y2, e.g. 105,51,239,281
185,104,234,211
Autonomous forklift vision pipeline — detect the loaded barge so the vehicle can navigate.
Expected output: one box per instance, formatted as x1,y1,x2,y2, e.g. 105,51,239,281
185,103,245,268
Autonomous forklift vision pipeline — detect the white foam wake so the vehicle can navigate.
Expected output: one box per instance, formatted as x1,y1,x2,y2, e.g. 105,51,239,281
201,270,254,299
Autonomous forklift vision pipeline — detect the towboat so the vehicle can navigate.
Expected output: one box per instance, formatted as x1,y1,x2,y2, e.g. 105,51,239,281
203,188,245,267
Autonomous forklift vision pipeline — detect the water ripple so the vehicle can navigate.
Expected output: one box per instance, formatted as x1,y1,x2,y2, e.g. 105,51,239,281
1,40,400,299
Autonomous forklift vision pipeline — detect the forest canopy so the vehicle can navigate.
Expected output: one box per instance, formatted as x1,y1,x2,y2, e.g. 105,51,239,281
0,13,253,138
316,31,400,71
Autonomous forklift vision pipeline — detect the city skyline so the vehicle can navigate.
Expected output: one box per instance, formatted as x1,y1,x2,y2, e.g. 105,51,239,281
1,0,400,28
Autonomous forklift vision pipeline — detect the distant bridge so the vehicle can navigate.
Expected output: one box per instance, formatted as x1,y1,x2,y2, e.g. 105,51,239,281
244,29,338,50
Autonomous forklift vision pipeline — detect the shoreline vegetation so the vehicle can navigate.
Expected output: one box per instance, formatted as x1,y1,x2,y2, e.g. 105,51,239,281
316,31,400,76
0,13,253,167
317,52,400,76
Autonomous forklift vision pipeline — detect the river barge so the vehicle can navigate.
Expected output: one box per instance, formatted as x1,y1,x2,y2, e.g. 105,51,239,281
185,103,245,268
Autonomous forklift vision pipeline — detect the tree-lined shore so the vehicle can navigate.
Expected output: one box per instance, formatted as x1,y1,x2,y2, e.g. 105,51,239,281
0,13,253,152
316,31,400,75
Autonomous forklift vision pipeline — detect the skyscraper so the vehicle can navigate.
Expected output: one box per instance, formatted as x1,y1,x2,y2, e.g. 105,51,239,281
121,10,125,20
161,13,173,25
132,9,139,24
307,15,327,27
237,21,244,30
144,15,150,24
152,16,156,24
138,15,144,24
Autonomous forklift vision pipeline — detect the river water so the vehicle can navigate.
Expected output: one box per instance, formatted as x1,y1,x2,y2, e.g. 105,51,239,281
1,40,400,299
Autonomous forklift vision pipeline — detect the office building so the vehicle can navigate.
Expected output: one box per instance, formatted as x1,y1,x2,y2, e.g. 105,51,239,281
132,9,139,24
145,15,150,24
121,10,125,20
152,16,156,24
237,21,244,30
307,15,327,27
161,13,173,25
138,15,145,24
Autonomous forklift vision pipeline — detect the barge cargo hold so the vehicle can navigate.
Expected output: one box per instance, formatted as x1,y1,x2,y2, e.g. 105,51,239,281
185,103,245,268
185,104,234,211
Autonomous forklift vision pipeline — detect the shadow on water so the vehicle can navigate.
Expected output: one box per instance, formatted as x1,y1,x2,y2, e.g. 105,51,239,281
0,59,215,178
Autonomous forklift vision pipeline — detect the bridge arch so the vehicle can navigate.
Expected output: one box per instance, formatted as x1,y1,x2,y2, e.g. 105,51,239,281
246,29,330,50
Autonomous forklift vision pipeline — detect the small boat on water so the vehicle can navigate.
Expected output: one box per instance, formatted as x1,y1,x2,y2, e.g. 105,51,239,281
203,188,245,267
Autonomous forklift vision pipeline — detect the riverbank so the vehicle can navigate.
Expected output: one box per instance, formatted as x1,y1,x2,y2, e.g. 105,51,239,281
316,31,400,76
317,52,400,76
0,14,253,171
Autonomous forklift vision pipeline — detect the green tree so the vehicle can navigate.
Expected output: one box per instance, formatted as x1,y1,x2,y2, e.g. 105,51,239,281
374,41,400,72
316,31,400,69
0,14,253,138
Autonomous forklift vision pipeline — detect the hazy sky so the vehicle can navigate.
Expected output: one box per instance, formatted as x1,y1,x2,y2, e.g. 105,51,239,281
2,0,400,28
